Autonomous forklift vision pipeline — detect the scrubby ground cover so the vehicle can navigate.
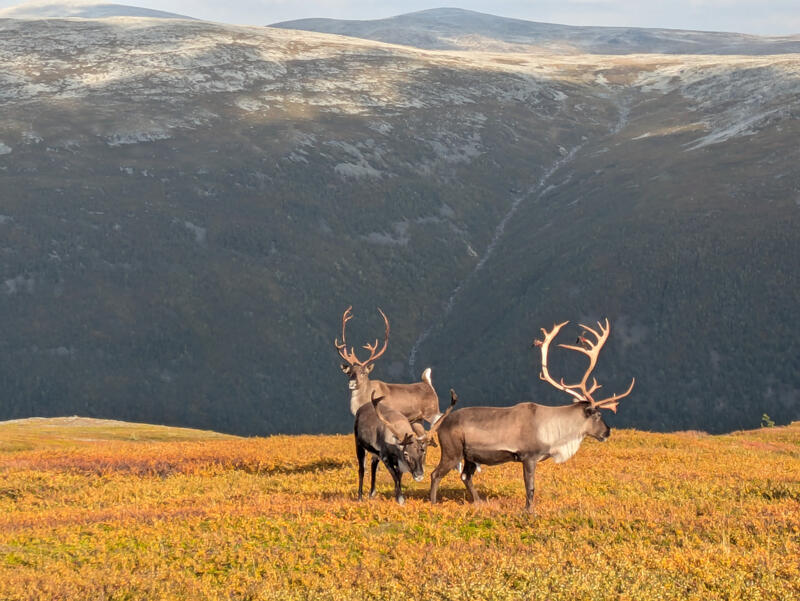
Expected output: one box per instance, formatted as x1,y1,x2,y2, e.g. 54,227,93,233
0,419,798,600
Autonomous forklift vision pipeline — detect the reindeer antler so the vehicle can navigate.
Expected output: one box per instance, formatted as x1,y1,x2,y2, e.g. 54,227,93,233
334,306,358,364
534,321,586,402
334,307,390,367
534,318,634,412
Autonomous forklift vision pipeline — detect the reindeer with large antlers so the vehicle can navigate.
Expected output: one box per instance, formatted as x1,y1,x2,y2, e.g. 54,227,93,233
335,306,441,424
429,318,634,513
355,390,457,505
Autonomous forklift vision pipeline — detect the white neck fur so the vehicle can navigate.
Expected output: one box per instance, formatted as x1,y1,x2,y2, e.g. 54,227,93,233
538,417,586,464
350,389,366,415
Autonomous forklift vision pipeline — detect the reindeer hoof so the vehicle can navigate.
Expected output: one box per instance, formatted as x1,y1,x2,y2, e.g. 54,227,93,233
396,495,405,505
369,490,378,499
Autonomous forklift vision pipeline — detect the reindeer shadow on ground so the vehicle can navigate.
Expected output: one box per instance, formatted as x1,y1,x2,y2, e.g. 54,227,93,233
320,484,484,504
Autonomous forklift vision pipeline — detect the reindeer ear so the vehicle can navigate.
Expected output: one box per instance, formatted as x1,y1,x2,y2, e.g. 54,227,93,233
365,363,375,374
427,438,438,448
341,363,351,374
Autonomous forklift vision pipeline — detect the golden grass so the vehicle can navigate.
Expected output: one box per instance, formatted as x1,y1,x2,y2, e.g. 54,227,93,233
0,419,798,600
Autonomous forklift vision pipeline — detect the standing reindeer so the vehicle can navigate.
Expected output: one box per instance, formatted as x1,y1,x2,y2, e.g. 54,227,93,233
429,319,635,513
335,306,441,424
355,390,457,505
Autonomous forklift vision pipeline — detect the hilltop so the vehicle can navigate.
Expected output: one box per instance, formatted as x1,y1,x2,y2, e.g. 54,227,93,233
0,416,234,452
0,419,798,599
0,0,192,19
272,7,800,54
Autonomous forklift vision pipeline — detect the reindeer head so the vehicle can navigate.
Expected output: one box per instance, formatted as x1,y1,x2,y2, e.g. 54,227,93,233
334,306,389,392
397,432,429,482
579,404,612,441
372,390,458,482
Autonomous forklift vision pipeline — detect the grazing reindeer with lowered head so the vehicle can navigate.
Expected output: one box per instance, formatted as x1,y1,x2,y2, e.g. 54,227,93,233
429,319,635,513
335,306,441,424
355,390,457,505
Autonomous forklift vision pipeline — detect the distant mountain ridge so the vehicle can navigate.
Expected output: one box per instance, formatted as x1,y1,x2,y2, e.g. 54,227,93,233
271,7,800,54
0,0,192,20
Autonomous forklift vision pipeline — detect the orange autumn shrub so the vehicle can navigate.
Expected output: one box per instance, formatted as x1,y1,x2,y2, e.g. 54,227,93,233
0,420,798,600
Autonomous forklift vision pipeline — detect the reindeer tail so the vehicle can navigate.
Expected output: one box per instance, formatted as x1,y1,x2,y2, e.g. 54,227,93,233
421,367,433,388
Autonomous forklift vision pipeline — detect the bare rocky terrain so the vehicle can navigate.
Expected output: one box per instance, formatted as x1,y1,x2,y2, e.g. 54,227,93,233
0,7,798,434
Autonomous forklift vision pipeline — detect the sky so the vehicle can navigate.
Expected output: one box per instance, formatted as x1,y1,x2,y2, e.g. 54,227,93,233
0,0,798,35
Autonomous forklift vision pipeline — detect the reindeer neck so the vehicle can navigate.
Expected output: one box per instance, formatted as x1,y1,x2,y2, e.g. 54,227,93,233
536,404,587,464
350,379,384,415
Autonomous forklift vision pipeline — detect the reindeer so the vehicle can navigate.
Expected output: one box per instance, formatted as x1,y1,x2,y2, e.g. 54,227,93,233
355,390,457,505
335,306,441,424
429,319,634,513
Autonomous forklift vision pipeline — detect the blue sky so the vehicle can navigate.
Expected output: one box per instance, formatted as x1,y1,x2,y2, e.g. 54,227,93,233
1,0,798,35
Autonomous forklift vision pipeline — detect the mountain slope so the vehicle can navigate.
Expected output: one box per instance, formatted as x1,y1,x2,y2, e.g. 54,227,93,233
271,7,800,54
0,15,798,434
0,16,617,434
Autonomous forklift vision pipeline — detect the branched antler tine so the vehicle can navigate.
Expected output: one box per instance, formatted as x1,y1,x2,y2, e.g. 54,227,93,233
557,318,611,402
334,306,390,367
378,307,390,339
535,316,633,411
342,305,353,342
593,377,635,413
338,346,362,366
361,308,389,366
335,306,359,362
587,377,602,397
558,342,594,356
536,321,586,402
578,323,601,342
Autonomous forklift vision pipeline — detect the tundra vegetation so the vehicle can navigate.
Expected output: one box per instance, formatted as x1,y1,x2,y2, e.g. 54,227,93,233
0,418,798,600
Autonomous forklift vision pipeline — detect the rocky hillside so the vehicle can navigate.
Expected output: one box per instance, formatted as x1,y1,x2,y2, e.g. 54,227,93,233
0,10,798,434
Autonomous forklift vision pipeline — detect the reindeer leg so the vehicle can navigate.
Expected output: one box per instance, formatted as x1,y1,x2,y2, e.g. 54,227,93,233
461,461,482,504
429,465,443,505
385,462,405,505
430,456,459,505
368,456,379,498
356,444,366,501
522,457,537,513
